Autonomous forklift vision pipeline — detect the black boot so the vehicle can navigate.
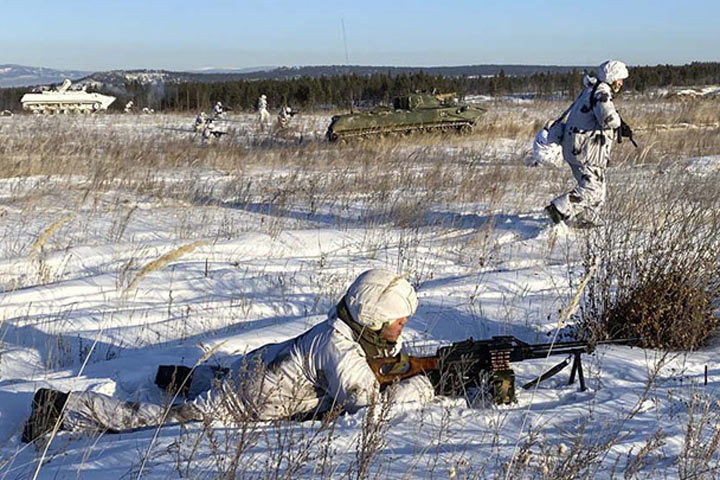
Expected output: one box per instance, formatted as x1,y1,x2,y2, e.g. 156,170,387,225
544,204,566,225
155,365,193,397
22,388,69,444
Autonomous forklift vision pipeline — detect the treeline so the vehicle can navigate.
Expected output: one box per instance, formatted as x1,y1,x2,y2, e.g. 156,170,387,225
1,62,719,112
160,70,586,112
629,62,720,92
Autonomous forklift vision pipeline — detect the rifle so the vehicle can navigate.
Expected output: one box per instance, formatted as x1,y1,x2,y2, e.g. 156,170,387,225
368,336,634,404
617,116,638,148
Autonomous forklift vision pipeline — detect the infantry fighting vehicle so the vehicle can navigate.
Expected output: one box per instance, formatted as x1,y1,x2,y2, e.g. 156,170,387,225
21,79,116,114
326,92,485,142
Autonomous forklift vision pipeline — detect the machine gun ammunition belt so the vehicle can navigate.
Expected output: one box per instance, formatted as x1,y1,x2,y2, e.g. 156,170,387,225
490,349,511,371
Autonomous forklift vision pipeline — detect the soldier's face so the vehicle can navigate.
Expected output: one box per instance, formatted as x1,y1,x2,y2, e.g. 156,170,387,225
612,79,624,93
382,317,408,342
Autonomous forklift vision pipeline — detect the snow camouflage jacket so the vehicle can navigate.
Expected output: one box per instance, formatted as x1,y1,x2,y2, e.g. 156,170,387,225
562,81,622,168
219,313,402,420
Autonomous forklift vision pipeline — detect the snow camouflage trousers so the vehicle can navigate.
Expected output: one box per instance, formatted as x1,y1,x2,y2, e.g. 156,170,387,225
551,157,607,222
58,365,434,433
59,370,266,432
551,162,606,222
61,391,201,433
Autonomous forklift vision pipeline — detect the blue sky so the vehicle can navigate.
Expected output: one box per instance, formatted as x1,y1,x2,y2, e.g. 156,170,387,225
1,0,718,71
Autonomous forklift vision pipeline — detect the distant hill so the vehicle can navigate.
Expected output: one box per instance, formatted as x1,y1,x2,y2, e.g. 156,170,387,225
2,64,591,90
0,64,90,87
189,66,275,74
35,65,586,97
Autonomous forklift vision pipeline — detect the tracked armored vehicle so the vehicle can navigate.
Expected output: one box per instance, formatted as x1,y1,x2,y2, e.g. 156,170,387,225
21,79,116,114
326,92,485,142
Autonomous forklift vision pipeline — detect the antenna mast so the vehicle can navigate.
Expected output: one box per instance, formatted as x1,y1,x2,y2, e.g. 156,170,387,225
341,18,350,64
341,18,353,113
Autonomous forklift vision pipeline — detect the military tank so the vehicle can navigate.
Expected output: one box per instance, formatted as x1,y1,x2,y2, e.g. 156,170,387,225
21,79,116,114
326,92,485,142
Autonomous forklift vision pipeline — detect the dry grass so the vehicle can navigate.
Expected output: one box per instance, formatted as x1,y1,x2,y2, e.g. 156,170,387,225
578,165,720,350
1,97,718,238
126,240,207,291
2,94,720,479
30,216,72,255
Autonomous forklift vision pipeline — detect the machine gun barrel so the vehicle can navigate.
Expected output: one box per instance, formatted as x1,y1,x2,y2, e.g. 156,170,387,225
368,335,636,402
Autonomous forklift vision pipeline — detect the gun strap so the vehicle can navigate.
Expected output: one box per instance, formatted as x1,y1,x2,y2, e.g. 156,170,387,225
550,81,600,129
588,81,603,110
336,297,397,359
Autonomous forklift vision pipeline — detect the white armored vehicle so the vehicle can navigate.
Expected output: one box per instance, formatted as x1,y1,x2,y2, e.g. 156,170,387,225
21,79,116,114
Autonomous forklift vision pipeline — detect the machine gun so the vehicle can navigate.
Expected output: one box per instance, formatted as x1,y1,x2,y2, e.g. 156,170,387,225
368,336,634,404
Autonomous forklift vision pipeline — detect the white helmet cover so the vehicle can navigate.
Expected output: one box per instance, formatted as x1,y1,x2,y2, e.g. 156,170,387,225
597,60,629,84
343,269,418,331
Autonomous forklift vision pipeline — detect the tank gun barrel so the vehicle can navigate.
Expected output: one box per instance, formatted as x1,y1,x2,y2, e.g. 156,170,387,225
57,79,72,93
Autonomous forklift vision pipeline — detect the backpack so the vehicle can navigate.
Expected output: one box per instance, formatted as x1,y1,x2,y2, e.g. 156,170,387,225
544,82,601,145
545,116,567,145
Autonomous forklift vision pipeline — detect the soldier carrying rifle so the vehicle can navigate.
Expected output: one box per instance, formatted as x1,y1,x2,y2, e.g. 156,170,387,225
545,60,637,228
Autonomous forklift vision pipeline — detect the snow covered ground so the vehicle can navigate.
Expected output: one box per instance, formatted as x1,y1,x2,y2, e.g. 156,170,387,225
0,111,718,479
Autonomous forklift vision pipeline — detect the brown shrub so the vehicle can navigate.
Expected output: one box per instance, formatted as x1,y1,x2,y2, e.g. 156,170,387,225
604,270,719,350
579,169,720,351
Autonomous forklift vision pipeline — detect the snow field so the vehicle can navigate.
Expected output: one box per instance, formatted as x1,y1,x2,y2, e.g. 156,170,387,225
1,106,719,479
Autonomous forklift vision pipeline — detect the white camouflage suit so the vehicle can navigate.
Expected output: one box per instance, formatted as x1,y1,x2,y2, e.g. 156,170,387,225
257,95,269,129
551,61,628,223
58,270,433,432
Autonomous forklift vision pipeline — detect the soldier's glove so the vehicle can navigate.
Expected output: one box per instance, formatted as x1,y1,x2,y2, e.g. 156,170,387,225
618,117,638,148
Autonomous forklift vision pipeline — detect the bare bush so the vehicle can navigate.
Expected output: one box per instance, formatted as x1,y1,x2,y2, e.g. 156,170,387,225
579,169,720,350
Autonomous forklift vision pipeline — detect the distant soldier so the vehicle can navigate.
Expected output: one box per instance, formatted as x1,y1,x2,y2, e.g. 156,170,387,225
124,101,134,114
194,112,207,133
257,94,269,131
275,105,293,131
213,101,224,118
202,118,216,144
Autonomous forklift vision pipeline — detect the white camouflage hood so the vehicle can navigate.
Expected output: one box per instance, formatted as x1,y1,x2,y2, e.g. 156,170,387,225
342,269,418,330
597,60,629,84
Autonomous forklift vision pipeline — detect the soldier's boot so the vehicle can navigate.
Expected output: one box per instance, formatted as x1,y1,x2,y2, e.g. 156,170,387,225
155,365,194,398
544,203,567,225
22,388,69,443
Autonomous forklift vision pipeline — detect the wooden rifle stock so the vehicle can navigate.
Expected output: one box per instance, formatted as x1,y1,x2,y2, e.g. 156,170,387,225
367,356,439,387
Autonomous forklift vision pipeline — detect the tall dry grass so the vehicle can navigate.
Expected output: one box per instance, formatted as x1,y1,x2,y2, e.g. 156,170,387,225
2,96,720,479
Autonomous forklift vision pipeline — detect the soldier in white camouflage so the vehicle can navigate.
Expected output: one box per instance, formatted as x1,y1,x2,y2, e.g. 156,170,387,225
545,60,629,227
22,269,433,443
193,112,207,133
257,94,269,131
